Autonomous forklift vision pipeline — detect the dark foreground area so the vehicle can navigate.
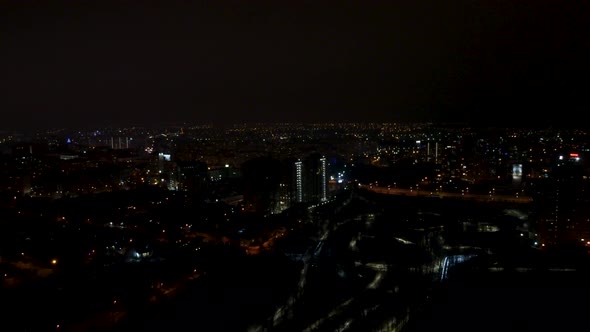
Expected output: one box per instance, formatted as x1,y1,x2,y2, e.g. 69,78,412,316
407,267,590,332
114,251,299,332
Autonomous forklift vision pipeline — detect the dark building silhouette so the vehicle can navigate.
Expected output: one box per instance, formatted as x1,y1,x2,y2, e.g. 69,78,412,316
536,153,590,247
11,142,47,159
241,156,282,213
177,160,208,192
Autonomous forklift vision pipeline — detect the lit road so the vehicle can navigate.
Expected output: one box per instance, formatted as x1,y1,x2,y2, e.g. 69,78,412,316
291,243,479,332
301,262,388,332
257,195,356,331
257,191,485,332
268,193,404,332
269,217,335,328
363,186,532,204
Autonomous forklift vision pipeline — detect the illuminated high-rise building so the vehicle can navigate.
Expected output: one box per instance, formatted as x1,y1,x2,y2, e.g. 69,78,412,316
292,154,328,204
110,137,131,149
294,160,303,203
319,156,327,202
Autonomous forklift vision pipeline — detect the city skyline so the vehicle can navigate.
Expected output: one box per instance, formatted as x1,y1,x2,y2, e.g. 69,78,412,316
1,121,590,331
2,0,589,130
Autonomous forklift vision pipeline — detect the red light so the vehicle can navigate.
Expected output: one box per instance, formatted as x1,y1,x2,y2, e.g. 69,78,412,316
570,153,579,157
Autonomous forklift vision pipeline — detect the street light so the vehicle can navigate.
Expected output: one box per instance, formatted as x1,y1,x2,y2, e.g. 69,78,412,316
111,299,118,329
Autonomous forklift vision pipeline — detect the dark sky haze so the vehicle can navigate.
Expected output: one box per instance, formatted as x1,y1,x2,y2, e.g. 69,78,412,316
1,0,589,130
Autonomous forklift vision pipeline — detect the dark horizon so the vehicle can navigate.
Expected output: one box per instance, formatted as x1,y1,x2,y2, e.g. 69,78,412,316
1,119,587,135
2,121,588,135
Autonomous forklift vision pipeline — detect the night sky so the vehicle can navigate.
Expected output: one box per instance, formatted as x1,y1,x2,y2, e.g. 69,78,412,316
1,0,589,130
